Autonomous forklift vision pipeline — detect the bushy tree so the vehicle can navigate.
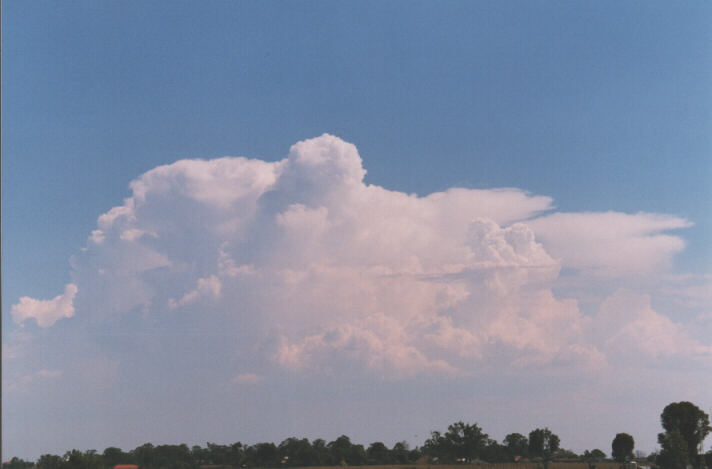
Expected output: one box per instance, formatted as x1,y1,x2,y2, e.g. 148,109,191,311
4,457,34,469
279,437,318,466
191,445,210,466
61,449,102,469
367,442,391,464
205,442,231,465
528,428,560,461
326,435,366,465
659,402,711,469
556,449,580,459
583,449,606,462
152,444,193,469
503,433,529,458
132,443,156,468
482,439,508,462
311,438,330,465
448,421,488,462
423,421,489,463
658,430,690,469
423,430,449,462
102,446,132,467
390,441,420,464
245,442,280,467
36,454,64,469
612,433,635,463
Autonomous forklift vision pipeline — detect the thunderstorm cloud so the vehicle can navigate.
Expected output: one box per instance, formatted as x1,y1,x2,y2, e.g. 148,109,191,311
12,135,710,377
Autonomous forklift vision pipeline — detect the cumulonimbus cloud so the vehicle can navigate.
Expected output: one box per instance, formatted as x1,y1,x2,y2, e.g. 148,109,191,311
13,134,707,376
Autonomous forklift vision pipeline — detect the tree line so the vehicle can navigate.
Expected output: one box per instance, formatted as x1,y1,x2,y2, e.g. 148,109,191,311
5,401,710,469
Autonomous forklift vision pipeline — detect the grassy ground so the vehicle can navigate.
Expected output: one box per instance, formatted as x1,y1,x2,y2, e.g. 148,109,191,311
289,463,633,469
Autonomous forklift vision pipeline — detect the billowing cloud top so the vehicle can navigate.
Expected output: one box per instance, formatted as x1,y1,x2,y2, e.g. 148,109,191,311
13,134,709,377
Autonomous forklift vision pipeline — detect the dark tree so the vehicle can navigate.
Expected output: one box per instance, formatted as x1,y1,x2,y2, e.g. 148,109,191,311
132,443,156,468
446,421,489,462
191,445,210,466
612,433,635,463
206,442,231,465
528,428,560,461
61,449,102,469
503,433,529,458
36,454,64,469
279,437,318,466
311,439,331,465
246,442,280,467
103,446,132,467
4,458,34,469
423,430,449,462
658,430,690,469
367,442,391,464
229,442,246,467
557,449,580,459
659,402,711,469
583,449,606,462
152,444,193,469
201,441,243,466
482,438,508,462
424,422,489,463
327,435,366,466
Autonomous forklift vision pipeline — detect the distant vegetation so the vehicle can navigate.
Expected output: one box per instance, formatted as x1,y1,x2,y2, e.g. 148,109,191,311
4,401,710,469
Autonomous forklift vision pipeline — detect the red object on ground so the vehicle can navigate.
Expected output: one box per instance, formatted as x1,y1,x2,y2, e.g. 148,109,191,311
114,465,139,469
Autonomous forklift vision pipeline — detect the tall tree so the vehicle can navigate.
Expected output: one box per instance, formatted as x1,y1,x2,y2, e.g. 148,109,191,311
103,446,131,467
659,402,711,469
327,435,366,465
228,442,245,467
279,437,317,466
132,443,156,468
503,433,529,458
311,439,330,465
246,442,279,468
528,428,560,461
658,430,690,469
391,441,419,464
367,442,391,464
612,433,635,463
444,421,489,463
206,442,231,465
423,430,449,462
152,444,193,469
482,438,508,462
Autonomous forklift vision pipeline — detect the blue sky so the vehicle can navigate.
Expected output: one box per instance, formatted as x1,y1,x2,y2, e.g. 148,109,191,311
3,0,711,461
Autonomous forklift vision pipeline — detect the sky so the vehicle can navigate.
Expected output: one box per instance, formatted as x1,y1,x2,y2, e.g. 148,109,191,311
2,0,712,462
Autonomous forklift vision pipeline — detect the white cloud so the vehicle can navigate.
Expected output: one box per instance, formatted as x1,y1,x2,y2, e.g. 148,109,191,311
11,284,78,328
89,230,105,244
527,212,691,274
28,134,705,377
120,228,157,242
168,275,222,309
